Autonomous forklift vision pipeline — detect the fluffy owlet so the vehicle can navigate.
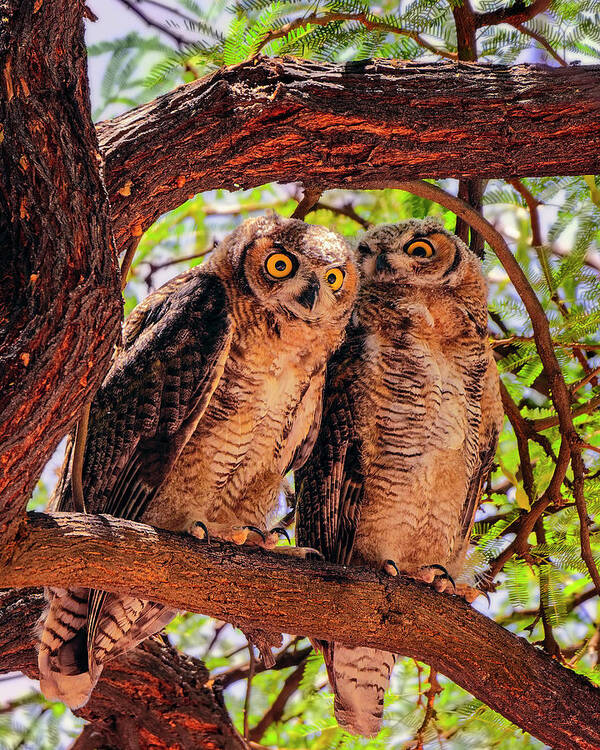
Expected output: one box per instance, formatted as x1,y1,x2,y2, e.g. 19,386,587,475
296,218,503,737
39,214,358,709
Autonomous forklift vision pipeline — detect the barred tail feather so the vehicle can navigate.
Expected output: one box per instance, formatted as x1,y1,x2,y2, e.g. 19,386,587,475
37,587,97,710
38,589,175,710
324,643,395,737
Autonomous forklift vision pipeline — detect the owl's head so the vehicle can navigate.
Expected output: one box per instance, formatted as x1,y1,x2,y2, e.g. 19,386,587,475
217,214,358,325
356,218,480,287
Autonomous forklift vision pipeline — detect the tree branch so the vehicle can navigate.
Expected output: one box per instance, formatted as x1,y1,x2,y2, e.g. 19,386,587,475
96,59,600,256
475,0,552,28
2,512,600,750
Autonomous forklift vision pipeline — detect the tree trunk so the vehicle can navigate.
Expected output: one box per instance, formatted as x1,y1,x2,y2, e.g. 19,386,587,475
0,1,121,539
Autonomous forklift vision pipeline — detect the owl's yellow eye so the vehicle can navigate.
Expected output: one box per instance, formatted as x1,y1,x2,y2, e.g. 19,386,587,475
265,252,295,279
404,239,434,258
325,267,345,292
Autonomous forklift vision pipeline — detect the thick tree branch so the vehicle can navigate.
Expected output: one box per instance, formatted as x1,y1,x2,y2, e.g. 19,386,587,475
96,58,600,256
2,512,600,750
0,1,122,538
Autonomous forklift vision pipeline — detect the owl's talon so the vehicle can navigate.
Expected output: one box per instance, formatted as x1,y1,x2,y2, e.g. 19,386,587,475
383,559,400,577
454,583,490,605
243,525,266,542
269,526,291,544
191,521,209,543
419,564,456,592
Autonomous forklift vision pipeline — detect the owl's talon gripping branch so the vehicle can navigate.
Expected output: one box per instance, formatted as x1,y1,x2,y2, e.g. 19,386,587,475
383,559,400,577
192,521,210,543
269,526,291,544
243,525,267,543
419,564,456,593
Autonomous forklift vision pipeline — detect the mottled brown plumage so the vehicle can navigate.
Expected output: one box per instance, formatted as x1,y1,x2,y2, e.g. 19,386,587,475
296,218,503,737
38,214,358,709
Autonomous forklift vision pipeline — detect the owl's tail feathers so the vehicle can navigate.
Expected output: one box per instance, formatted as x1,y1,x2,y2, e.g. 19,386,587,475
324,643,395,738
37,588,98,710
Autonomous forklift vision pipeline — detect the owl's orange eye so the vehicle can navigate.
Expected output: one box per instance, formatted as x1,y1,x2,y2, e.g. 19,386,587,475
266,252,295,279
404,239,434,258
325,267,345,292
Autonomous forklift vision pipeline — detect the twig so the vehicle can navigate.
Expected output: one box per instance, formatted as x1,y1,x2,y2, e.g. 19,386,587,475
491,337,600,352
570,367,600,394
219,641,311,689
291,188,323,221
510,178,596,383
515,23,568,66
117,0,190,46
309,200,372,229
71,402,91,513
530,395,600,432
201,621,227,659
143,246,214,288
248,659,308,742
406,668,442,750
475,0,552,28
254,11,457,60
243,643,255,740
119,237,141,292
534,518,563,661
500,380,537,505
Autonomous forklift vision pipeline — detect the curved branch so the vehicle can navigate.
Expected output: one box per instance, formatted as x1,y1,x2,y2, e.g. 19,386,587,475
2,512,600,750
475,0,552,28
96,58,600,255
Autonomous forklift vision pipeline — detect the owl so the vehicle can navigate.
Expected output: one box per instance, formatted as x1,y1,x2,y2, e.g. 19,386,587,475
295,218,503,737
38,214,358,710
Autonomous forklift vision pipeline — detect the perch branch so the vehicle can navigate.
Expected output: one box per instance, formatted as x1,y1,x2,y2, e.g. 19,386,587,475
1,512,600,750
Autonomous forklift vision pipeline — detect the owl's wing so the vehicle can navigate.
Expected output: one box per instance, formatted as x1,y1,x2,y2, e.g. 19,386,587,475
47,271,232,695
458,353,503,542
58,271,232,520
295,341,364,565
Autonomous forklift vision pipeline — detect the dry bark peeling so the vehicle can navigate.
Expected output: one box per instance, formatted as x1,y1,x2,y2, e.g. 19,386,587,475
2,512,600,750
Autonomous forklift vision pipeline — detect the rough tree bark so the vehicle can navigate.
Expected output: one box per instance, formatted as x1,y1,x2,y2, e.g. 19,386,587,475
0,1,122,539
98,58,600,256
2,512,600,750
0,589,244,750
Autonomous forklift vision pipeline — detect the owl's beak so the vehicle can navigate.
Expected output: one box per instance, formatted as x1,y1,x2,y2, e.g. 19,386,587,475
376,253,392,272
297,274,320,311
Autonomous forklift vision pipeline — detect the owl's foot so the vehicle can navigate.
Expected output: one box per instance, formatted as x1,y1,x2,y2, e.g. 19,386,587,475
381,560,456,593
190,522,266,546
418,564,456,593
454,583,490,605
275,546,324,559
256,528,323,558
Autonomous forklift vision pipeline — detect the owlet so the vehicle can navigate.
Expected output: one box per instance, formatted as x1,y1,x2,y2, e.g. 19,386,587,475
296,218,502,737
39,214,358,709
